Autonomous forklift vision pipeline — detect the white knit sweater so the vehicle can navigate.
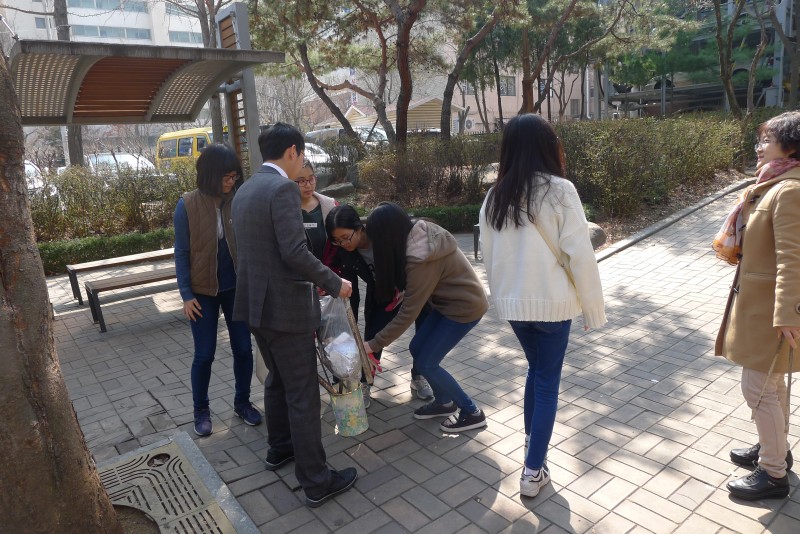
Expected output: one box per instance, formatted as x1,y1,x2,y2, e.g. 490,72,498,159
478,175,607,329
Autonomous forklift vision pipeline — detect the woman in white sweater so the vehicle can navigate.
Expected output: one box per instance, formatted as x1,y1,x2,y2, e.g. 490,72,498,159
479,113,606,498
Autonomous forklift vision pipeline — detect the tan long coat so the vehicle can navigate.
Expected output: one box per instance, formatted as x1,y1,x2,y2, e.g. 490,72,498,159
715,168,800,373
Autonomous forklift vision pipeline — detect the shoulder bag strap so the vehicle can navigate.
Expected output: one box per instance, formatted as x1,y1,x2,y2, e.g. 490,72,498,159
533,223,576,289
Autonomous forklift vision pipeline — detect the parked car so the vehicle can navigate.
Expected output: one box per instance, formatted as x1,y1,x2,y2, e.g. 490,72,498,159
86,152,156,173
304,142,335,188
24,160,43,191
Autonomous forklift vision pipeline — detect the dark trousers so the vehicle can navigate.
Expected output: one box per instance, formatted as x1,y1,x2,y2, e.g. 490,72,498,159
250,326,331,495
190,289,253,410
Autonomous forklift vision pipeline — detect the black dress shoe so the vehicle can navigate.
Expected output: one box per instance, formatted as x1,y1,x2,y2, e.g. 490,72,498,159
264,449,294,471
730,443,794,471
727,466,790,500
305,467,358,508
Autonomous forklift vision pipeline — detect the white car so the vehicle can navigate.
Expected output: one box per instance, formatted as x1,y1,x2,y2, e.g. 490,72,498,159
304,142,332,168
86,152,156,173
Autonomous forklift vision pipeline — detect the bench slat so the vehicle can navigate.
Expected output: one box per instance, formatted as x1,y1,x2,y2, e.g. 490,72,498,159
85,267,176,293
67,248,174,272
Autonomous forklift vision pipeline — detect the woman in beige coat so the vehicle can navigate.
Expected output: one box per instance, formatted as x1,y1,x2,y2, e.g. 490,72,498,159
714,111,800,501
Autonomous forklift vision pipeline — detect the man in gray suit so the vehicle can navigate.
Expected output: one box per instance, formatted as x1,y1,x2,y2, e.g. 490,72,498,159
232,123,357,508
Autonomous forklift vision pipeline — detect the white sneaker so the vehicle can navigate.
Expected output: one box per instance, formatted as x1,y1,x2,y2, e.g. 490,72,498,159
410,375,433,400
362,384,371,409
520,464,550,498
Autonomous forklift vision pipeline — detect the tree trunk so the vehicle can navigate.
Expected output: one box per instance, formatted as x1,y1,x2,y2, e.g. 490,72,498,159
713,0,745,120
393,1,427,145
0,56,122,534
53,0,84,166
519,29,533,114
439,11,499,140
492,39,504,129
475,79,489,132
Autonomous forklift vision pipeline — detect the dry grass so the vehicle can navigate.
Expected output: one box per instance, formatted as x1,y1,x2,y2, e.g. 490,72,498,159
593,169,750,251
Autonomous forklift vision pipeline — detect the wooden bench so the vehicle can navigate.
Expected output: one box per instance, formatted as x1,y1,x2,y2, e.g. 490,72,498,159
85,266,176,333
66,248,174,305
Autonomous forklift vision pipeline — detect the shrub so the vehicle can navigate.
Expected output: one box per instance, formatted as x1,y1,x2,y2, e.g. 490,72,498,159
411,205,482,233
29,159,196,241
38,228,175,275
359,134,500,207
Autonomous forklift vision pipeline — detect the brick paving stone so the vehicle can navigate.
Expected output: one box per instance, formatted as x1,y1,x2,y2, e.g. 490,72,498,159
363,474,417,506
381,496,432,531
695,501,768,534
672,514,723,534
456,498,511,533
439,476,489,507
415,510,471,534
556,488,612,524
238,490,279,526
627,488,692,523
614,501,678,534
534,498,594,534
590,512,636,534
767,513,800,534
589,476,638,509
261,506,316,534
566,468,615,499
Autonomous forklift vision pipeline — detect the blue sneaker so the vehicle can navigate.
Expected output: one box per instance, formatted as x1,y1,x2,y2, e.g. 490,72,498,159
194,408,212,436
234,403,263,426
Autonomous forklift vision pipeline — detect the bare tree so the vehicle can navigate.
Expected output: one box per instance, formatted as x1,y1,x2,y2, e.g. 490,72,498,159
0,53,122,534
767,0,800,107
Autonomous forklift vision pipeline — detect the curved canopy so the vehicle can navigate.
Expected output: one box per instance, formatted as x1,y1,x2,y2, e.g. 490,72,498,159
9,39,283,126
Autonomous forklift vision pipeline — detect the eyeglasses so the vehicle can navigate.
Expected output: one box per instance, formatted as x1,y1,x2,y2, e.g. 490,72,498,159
333,228,357,246
293,175,316,186
754,139,774,151
222,171,239,182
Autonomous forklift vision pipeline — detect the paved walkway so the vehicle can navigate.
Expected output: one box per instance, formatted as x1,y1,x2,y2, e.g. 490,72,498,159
49,185,799,533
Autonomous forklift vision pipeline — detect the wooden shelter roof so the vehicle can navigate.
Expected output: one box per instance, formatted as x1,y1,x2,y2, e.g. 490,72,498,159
9,39,283,126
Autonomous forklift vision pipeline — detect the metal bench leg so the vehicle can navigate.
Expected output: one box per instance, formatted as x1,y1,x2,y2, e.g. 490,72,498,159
473,224,480,260
68,270,83,305
86,289,107,332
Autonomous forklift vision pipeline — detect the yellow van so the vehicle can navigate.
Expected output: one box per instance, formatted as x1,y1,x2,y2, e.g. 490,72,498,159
155,127,215,170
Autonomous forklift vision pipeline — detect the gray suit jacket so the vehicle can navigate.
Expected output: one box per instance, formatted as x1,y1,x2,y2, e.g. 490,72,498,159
232,165,341,333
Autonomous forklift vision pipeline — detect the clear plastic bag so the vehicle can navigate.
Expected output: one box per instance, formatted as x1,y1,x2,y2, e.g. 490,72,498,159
318,296,361,390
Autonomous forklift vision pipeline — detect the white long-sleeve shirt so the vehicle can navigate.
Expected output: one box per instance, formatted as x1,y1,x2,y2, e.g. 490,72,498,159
479,174,607,329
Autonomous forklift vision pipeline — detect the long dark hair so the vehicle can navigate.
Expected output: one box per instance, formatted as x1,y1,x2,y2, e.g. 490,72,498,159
325,204,363,237
196,143,243,197
365,202,414,303
486,114,566,230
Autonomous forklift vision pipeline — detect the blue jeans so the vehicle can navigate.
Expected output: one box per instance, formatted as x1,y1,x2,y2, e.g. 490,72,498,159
411,309,479,413
190,289,253,410
510,319,572,470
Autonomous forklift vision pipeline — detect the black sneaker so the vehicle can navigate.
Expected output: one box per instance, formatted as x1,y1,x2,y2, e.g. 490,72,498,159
727,466,790,500
413,401,457,420
440,409,487,432
305,467,358,508
264,449,294,471
730,443,794,471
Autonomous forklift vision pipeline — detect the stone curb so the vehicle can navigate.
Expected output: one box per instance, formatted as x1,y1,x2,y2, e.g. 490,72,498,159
595,175,756,263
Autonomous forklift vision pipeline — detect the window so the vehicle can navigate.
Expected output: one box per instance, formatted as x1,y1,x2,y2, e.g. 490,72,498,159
166,3,197,16
158,140,177,159
67,0,95,7
99,27,125,38
169,31,203,44
499,76,516,97
72,25,99,37
570,99,580,117
125,28,151,40
35,17,47,29
461,81,476,96
177,137,193,157
122,0,148,12
196,136,207,151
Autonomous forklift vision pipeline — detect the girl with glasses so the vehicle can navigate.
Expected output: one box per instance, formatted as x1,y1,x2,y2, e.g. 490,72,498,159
324,205,434,408
173,143,262,436
295,161,337,262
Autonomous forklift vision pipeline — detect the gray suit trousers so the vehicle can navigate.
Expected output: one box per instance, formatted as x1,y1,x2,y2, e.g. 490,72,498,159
251,326,332,494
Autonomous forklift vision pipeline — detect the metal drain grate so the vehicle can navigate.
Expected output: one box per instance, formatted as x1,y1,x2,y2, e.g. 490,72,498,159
98,433,257,533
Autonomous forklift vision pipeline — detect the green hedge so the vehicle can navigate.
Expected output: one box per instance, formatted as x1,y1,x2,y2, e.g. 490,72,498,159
412,205,482,233
38,228,175,276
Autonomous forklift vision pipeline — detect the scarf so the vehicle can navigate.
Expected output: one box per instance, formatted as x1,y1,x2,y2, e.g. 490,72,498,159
712,158,800,265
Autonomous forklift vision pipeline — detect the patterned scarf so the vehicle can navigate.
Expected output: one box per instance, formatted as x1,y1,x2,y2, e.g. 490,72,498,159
712,158,800,264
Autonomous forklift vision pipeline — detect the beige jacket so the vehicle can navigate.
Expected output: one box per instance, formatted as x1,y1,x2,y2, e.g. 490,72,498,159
715,168,800,373
370,221,488,351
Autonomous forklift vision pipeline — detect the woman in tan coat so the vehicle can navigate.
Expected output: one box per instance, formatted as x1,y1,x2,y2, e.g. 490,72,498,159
714,111,800,500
